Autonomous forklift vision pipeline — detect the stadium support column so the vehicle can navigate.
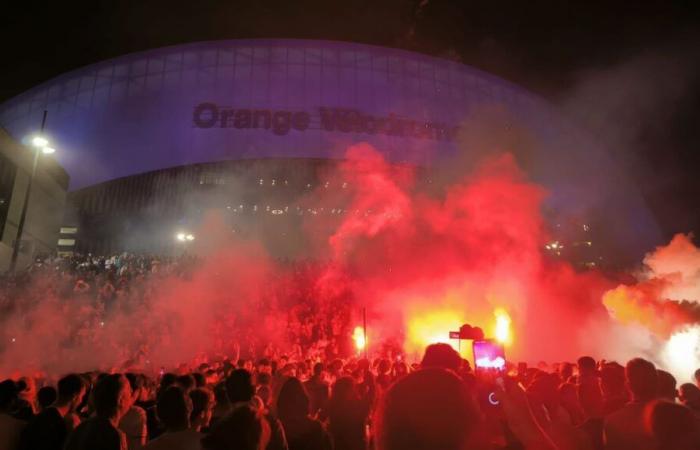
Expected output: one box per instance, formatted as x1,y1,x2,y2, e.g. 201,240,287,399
363,307,368,359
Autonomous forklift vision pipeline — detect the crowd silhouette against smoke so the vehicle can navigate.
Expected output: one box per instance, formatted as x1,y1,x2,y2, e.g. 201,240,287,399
2,143,700,449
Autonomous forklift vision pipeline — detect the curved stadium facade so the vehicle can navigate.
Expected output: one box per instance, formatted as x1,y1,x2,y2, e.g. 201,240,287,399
0,40,659,262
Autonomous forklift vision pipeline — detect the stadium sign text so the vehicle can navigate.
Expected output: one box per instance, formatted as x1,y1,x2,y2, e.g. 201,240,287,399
193,102,458,141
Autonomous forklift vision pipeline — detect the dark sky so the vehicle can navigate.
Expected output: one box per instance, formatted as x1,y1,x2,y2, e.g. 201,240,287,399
1,0,699,239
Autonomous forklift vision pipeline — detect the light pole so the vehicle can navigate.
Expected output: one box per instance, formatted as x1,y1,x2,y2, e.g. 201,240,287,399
9,110,53,273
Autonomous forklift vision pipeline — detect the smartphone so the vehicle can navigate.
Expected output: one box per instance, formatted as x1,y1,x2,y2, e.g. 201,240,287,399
473,339,506,374
473,340,506,409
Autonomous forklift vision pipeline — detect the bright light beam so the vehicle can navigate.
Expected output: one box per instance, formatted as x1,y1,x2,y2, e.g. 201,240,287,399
352,326,366,351
494,308,512,345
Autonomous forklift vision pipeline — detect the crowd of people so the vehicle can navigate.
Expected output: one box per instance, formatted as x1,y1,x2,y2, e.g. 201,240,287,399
1,343,700,450
2,253,700,449
0,252,357,364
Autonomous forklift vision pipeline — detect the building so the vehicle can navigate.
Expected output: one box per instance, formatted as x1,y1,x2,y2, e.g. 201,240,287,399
0,40,661,264
0,128,69,271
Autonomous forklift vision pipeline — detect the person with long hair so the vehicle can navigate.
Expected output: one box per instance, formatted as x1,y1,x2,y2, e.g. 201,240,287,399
328,377,371,450
276,378,331,450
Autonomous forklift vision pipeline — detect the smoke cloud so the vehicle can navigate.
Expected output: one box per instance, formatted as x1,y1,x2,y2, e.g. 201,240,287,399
2,139,699,383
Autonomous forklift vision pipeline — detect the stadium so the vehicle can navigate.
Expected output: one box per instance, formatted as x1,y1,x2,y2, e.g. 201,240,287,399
0,39,658,263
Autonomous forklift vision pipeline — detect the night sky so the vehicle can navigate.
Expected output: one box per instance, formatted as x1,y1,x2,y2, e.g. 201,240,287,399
1,0,699,240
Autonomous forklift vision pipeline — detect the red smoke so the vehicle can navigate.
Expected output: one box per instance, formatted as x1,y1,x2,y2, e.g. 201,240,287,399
311,144,613,362
6,143,699,377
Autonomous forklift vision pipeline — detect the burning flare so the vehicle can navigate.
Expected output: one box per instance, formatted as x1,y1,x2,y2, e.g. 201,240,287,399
353,326,366,352
494,308,512,346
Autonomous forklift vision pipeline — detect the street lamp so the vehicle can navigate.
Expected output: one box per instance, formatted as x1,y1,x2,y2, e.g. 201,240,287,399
31,136,48,148
175,232,195,242
9,110,53,273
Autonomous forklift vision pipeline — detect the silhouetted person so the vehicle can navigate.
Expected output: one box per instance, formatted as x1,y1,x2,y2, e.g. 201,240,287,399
559,362,575,383
119,373,147,449
0,379,24,450
600,362,627,415
375,368,479,450
36,386,57,413
202,405,270,450
328,377,370,450
678,383,700,417
176,375,196,393
277,378,332,450
645,400,700,450
578,381,605,450
64,374,131,450
14,378,36,421
209,382,230,429
655,370,677,401
420,343,461,372
226,369,288,450
577,356,598,387
603,358,658,450
143,386,200,450
18,374,86,450
189,387,214,432
304,363,329,418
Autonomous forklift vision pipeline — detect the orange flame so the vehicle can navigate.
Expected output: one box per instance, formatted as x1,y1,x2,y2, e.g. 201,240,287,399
352,326,366,351
494,308,512,346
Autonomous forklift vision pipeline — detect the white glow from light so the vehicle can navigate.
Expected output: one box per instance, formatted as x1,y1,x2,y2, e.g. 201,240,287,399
353,326,366,351
494,309,512,345
476,356,505,369
185,234,195,241
662,326,700,382
42,146,56,155
176,233,186,242
32,136,48,147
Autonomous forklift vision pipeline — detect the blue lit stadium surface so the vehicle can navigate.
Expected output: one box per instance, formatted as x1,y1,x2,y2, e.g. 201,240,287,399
1,39,576,189
0,40,662,261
